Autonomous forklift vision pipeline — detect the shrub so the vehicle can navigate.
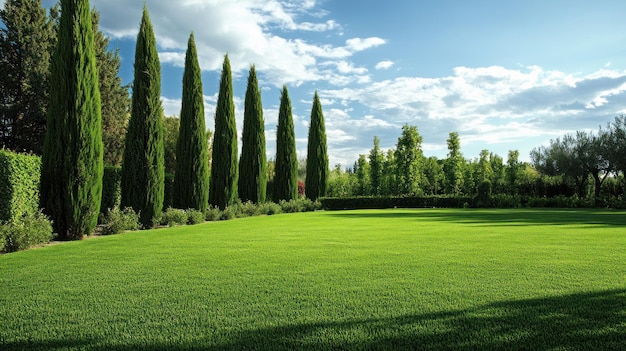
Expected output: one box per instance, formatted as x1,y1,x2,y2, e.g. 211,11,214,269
1,211,54,253
257,202,282,216
320,196,473,210
279,198,321,213
186,209,205,225
205,206,222,222
0,150,41,223
160,208,188,227
220,206,237,221
234,201,259,218
100,207,140,235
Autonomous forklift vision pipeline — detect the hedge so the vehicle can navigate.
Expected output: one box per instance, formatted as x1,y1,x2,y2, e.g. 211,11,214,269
0,150,42,222
320,196,474,210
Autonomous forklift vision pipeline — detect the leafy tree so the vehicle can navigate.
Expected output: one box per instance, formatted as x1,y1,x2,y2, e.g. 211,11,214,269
305,91,328,200
355,154,370,196
92,11,130,166
607,116,626,192
576,130,612,199
120,6,164,227
394,124,423,195
40,0,103,239
505,150,523,194
368,136,384,195
475,149,494,185
531,135,588,197
0,0,57,154
238,65,266,203
209,55,238,209
443,132,464,195
173,33,210,212
381,149,397,195
423,156,443,195
273,85,298,202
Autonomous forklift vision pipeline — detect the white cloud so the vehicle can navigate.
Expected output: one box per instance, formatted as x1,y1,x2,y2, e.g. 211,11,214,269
319,65,626,162
375,60,395,70
90,0,382,87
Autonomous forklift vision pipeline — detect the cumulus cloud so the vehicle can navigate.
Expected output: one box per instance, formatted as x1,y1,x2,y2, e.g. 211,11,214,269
320,66,626,162
375,60,395,70
89,0,382,87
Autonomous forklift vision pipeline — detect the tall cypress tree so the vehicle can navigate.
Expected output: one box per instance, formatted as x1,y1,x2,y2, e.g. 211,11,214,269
273,85,298,202
120,6,164,227
209,54,238,209
305,91,328,201
173,33,209,212
39,0,103,240
238,65,266,203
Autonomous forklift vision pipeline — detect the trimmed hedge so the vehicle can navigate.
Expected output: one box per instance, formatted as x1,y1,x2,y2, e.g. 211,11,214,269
0,150,42,222
320,196,473,210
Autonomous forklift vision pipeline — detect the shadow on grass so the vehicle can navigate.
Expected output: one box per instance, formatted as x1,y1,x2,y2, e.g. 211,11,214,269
327,208,626,228
3,289,625,350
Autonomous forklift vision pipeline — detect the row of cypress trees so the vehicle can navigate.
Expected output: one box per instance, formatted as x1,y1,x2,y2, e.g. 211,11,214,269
40,2,329,238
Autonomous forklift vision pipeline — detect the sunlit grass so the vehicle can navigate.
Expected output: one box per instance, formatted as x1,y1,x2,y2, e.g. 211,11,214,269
1,209,625,350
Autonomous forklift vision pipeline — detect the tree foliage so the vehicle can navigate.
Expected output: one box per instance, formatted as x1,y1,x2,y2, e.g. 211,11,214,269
120,6,164,227
209,55,238,209
305,91,328,201
394,124,423,195
368,136,384,195
443,132,464,194
92,11,130,166
40,0,103,239
273,85,298,202
173,33,210,212
238,65,266,203
0,0,57,154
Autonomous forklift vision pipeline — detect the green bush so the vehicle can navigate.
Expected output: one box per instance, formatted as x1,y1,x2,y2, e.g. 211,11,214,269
320,196,473,210
186,209,205,225
205,206,222,222
0,150,41,222
100,207,140,235
101,166,122,215
160,208,187,227
220,206,237,221
1,211,54,253
257,202,282,215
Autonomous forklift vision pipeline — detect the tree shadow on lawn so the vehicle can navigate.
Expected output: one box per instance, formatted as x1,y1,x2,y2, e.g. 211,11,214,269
3,289,624,350
327,209,626,228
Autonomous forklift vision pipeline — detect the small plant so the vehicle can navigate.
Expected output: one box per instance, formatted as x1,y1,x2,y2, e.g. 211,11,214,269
0,211,54,253
220,206,237,221
235,201,259,218
101,207,140,235
186,209,205,225
205,206,222,222
257,202,282,216
160,208,188,227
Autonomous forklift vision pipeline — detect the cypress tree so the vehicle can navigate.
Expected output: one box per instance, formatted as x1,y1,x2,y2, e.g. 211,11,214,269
120,6,164,227
238,65,266,203
273,85,298,202
305,91,328,201
173,33,209,212
39,0,103,240
209,54,238,209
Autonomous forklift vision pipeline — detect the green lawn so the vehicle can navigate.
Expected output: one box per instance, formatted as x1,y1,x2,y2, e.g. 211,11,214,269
1,209,625,350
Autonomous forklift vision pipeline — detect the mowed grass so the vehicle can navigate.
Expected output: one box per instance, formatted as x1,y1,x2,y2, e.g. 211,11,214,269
1,209,625,350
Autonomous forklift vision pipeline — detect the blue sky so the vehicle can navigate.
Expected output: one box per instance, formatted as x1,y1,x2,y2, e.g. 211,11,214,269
27,0,626,165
